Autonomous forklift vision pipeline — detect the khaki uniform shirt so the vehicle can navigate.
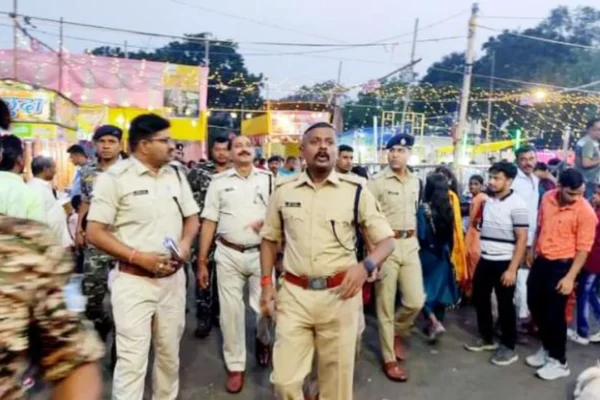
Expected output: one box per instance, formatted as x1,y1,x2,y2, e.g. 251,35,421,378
202,167,274,246
87,157,199,253
261,170,393,277
368,167,421,231
0,216,104,399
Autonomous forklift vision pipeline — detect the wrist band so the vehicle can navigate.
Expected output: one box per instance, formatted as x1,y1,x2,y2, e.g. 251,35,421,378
128,249,138,264
260,275,273,287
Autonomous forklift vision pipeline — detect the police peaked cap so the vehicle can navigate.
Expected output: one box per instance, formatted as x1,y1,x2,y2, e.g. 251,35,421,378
93,125,123,141
386,133,414,149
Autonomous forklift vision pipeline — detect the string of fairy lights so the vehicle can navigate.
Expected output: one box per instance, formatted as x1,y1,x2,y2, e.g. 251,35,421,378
0,10,599,150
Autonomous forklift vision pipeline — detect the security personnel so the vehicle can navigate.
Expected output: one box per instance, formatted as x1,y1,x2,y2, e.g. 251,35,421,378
260,122,394,400
187,136,230,338
368,133,425,382
78,124,122,343
86,114,200,400
198,135,272,394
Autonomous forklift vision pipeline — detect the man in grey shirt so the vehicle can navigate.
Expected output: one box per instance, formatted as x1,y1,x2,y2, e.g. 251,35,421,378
574,118,600,200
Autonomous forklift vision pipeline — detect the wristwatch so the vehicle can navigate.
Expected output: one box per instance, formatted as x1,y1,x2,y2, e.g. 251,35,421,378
363,257,376,274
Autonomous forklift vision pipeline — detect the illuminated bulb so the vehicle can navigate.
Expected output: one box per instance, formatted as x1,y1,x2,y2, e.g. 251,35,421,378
80,94,87,101
116,115,125,126
103,99,109,105
191,120,197,127
533,89,547,101
230,112,238,118
246,113,253,119
122,102,130,107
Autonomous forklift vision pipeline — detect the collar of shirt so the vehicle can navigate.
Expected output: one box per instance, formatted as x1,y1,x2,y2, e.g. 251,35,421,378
131,156,172,177
29,177,52,188
383,166,413,182
0,171,25,183
224,166,263,180
546,189,583,211
489,189,514,202
293,170,340,189
516,168,539,185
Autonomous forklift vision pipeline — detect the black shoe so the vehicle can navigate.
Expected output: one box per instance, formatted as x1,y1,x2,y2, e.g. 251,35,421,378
195,318,212,339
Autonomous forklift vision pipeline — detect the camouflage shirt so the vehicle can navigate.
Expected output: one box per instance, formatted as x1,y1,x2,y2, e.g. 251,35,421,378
79,160,104,203
0,216,105,399
187,161,222,216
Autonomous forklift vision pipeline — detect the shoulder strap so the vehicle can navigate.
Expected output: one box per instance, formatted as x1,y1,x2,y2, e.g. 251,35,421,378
353,184,363,237
171,165,182,183
418,178,423,205
269,173,272,196
170,165,184,219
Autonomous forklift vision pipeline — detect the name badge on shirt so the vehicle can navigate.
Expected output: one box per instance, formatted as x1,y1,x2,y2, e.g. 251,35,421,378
224,187,235,192
388,191,400,195
284,201,301,208
133,190,149,196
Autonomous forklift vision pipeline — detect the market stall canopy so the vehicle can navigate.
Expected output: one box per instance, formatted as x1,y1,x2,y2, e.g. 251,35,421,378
0,49,208,112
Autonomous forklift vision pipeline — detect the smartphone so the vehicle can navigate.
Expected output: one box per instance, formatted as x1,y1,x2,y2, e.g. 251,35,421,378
163,237,182,260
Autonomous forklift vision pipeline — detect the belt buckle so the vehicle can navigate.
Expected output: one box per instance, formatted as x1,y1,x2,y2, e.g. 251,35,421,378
306,277,328,290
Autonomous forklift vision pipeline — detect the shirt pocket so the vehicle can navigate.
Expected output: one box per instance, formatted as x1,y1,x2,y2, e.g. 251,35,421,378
280,207,305,242
326,209,355,250
120,189,155,223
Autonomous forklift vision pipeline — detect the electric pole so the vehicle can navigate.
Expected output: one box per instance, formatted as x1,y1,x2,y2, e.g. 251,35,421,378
124,40,129,59
58,17,64,93
12,0,18,80
485,50,495,142
454,2,479,167
400,18,419,132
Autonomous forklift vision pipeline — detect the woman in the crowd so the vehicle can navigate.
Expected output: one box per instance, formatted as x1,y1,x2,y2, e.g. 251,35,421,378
434,166,468,291
464,174,488,296
418,173,460,343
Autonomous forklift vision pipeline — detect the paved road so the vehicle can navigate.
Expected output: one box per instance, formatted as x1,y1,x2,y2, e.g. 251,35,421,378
33,300,598,400
172,306,597,400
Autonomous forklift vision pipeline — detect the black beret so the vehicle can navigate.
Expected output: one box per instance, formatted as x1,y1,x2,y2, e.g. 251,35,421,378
93,125,123,142
386,133,414,150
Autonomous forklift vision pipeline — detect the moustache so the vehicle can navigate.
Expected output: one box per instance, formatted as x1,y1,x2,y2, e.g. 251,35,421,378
237,151,251,157
314,153,329,160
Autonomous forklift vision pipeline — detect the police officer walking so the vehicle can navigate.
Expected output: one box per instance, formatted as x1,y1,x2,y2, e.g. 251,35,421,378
77,125,123,343
187,136,230,338
368,133,425,382
86,114,200,400
198,135,272,394
260,122,394,400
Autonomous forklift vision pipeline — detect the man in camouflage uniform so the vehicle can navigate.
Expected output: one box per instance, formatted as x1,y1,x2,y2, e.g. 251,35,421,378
78,125,122,341
187,136,230,338
0,113,105,399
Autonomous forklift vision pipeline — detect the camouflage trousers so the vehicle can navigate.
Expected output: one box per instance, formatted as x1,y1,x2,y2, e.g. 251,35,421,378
191,242,220,322
82,247,116,341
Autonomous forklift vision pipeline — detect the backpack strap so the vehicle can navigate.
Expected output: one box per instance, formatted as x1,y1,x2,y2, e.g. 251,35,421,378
474,199,486,230
170,165,184,219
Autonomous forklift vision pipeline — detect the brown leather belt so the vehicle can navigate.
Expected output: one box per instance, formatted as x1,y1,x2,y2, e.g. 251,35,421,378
393,230,415,239
218,237,260,253
283,271,346,290
119,262,180,279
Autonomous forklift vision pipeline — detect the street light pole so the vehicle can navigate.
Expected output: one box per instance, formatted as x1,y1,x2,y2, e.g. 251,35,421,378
485,50,495,142
454,2,479,167
12,0,18,80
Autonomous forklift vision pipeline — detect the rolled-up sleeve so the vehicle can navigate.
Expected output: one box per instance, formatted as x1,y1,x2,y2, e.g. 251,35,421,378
359,186,393,244
576,205,598,253
87,173,118,225
179,178,200,218
200,180,219,222
260,187,282,242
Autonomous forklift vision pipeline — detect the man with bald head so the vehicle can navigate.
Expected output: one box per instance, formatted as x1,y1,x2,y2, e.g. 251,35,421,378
259,122,395,399
197,135,274,393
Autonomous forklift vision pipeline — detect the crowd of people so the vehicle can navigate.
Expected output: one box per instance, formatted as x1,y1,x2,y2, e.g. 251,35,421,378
1,91,600,400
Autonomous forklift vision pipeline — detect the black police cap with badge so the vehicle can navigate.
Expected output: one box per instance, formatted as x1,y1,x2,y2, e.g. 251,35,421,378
386,133,415,150
93,125,123,142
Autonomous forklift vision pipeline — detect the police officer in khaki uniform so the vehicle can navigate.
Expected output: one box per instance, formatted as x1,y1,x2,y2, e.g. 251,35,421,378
260,122,395,400
368,133,425,382
87,114,200,400
198,135,273,394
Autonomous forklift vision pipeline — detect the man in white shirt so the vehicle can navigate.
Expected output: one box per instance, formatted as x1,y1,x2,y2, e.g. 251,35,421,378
28,156,58,213
47,195,74,248
511,145,540,328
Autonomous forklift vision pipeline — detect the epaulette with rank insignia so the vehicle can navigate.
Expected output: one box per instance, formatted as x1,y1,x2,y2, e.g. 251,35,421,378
370,169,386,181
274,174,299,188
338,173,367,187
105,158,134,178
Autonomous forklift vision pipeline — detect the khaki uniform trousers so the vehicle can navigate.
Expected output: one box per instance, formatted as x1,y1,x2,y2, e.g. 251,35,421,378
214,243,261,372
111,267,186,400
272,281,362,400
376,237,425,363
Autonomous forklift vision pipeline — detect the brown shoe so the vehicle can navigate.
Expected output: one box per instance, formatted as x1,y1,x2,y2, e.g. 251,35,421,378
382,361,408,382
226,371,244,394
394,335,407,361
